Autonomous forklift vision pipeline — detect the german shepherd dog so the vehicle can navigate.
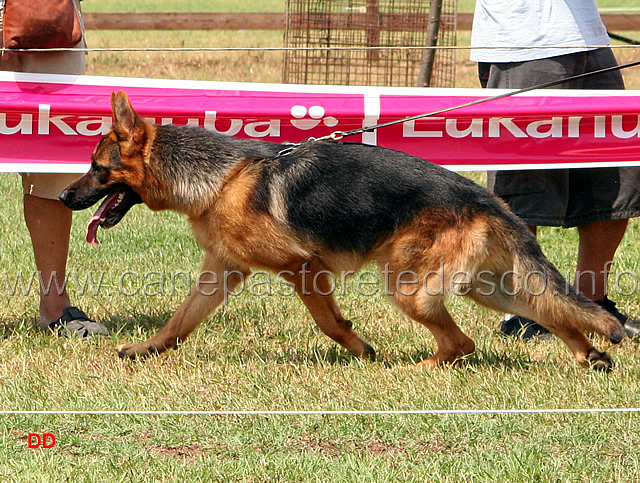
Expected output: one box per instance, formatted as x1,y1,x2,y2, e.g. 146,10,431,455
60,91,624,370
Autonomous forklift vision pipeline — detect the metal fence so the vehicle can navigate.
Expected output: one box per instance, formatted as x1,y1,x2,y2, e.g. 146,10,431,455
282,0,458,87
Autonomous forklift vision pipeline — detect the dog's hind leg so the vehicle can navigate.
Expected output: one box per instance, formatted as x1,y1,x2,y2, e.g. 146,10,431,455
467,269,616,371
116,253,248,359
546,326,613,371
284,260,376,361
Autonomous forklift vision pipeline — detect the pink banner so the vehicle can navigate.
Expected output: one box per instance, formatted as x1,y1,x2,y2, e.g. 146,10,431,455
1,71,640,173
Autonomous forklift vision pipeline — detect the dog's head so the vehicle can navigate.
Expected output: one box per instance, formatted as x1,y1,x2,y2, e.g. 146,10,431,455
59,91,147,245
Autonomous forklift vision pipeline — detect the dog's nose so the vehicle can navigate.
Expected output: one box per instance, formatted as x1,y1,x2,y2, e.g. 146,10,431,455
58,188,71,203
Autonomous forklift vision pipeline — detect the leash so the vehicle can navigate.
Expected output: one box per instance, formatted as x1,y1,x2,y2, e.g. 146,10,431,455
328,58,640,141
277,57,640,156
608,32,640,46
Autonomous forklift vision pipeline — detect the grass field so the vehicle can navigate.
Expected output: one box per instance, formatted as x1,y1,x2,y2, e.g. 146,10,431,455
2,0,640,480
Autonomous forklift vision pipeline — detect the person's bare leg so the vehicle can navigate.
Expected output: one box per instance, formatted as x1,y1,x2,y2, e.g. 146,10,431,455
23,194,72,328
576,218,640,338
576,219,628,300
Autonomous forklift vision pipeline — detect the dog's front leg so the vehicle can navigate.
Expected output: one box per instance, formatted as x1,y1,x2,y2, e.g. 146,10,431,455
282,260,376,361
116,253,248,359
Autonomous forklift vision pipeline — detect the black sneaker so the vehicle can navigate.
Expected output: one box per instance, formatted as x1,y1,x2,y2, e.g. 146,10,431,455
594,297,640,340
499,315,552,340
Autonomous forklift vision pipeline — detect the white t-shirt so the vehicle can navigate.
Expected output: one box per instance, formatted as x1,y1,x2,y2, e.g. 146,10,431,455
470,0,610,62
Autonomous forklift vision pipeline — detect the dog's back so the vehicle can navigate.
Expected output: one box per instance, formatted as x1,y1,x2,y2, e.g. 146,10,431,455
252,140,502,252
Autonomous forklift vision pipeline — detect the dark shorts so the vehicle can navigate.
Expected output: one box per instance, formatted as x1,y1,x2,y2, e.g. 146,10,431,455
484,49,640,227
488,168,640,228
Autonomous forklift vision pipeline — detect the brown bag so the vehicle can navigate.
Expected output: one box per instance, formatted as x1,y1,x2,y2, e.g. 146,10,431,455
2,0,82,51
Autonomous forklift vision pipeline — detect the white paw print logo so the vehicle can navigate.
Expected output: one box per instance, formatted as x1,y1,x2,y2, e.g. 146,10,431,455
290,105,339,130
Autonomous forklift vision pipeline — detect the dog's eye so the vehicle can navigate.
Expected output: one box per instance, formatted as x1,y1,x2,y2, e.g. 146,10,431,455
92,164,110,184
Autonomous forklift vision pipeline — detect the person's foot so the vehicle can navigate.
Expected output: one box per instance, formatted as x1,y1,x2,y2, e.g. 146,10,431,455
47,306,109,339
499,315,552,340
594,297,640,340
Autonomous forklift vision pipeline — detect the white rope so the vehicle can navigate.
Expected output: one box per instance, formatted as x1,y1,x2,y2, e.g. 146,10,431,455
1,44,639,54
599,7,640,12
1,408,639,416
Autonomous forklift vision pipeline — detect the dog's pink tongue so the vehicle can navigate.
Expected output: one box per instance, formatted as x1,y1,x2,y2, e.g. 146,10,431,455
86,192,121,246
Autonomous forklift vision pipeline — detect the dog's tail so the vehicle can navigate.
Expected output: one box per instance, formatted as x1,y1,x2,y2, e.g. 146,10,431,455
479,215,625,345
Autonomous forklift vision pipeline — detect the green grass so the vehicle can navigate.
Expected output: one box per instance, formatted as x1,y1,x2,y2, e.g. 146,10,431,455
3,175,640,480
3,0,640,480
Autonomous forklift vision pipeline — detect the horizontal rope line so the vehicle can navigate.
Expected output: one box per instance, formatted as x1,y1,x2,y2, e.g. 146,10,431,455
599,7,640,12
1,408,639,416
1,44,639,54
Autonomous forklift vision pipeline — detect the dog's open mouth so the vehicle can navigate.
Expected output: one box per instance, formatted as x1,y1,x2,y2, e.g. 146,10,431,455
86,188,141,245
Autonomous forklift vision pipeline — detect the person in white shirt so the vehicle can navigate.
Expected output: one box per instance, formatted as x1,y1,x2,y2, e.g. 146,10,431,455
470,0,640,339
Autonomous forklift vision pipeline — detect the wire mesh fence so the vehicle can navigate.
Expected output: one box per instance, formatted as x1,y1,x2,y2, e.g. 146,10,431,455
283,0,458,87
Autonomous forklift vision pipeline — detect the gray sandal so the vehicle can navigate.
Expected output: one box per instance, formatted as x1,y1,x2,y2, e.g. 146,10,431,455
48,306,109,339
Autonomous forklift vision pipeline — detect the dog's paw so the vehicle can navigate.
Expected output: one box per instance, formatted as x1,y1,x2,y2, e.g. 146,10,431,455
115,343,158,360
362,342,376,362
586,348,613,372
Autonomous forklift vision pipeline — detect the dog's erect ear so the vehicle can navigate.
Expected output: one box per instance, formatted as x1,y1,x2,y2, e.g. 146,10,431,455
111,91,141,141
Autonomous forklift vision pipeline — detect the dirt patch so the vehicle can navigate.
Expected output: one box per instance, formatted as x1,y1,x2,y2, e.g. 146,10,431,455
290,436,411,458
150,444,204,463
290,435,455,458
